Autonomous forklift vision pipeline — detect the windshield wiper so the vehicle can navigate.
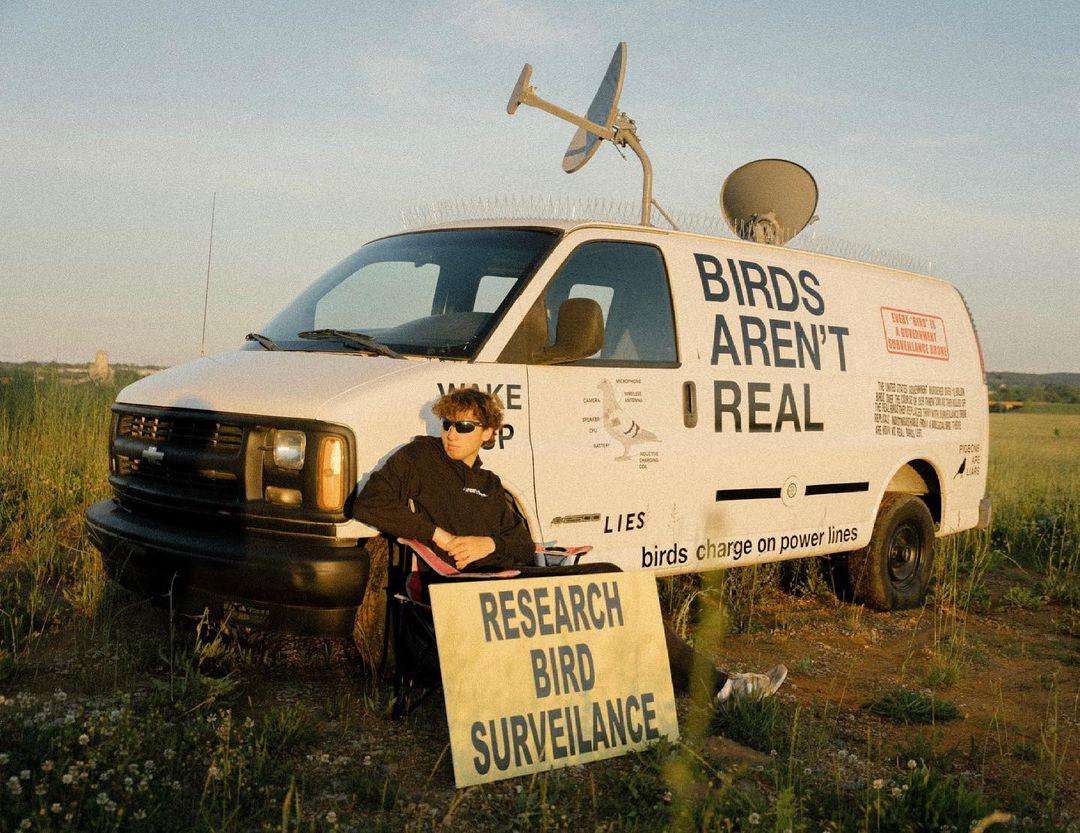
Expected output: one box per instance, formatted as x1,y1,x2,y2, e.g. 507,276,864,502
296,329,404,359
245,332,280,351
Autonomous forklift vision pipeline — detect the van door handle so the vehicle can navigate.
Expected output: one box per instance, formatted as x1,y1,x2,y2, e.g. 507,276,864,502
682,381,698,428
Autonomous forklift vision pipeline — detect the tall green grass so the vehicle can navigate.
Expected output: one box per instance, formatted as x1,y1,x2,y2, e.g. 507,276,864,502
0,370,134,675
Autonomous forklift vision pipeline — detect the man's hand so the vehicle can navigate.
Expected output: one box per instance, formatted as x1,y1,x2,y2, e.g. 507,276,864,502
432,527,455,550
444,535,496,569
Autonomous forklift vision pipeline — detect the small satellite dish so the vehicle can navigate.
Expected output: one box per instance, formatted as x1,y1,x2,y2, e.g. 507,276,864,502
562,42,626,173
505,41,668,227
720,159,819,245
506,64,533,115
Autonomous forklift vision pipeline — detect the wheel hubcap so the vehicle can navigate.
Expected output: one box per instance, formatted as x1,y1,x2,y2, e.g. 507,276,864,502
888,523,922,588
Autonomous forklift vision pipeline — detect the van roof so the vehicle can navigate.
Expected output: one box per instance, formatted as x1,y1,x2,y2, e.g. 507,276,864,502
403,218,951,287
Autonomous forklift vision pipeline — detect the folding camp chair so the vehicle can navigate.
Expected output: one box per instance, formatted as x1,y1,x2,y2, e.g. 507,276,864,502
381,537,594,719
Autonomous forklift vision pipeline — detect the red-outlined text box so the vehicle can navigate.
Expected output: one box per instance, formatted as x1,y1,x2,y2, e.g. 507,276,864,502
880,307,949,361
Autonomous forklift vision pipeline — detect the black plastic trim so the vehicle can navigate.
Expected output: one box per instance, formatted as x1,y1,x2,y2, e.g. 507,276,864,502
85,498,370,637
109,403,356,526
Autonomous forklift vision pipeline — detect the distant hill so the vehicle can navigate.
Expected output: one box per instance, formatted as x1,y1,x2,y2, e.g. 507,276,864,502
987,371,1080,404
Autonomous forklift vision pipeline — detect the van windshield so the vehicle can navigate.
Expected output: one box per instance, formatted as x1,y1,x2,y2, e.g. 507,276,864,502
253,228,558,358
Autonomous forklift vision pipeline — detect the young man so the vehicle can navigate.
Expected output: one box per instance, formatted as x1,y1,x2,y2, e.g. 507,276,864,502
352,388,786,702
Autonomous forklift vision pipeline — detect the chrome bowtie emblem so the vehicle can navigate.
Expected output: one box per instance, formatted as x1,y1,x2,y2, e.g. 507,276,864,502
142,445,164,463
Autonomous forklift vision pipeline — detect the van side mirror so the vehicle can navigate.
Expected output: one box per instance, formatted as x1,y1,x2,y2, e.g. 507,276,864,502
536,297,605,364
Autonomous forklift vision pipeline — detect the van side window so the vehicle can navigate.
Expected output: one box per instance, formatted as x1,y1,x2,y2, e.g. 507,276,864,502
533,241,677,365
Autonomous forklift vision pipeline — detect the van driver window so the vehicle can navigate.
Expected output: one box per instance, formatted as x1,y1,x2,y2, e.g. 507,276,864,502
539,241,677,365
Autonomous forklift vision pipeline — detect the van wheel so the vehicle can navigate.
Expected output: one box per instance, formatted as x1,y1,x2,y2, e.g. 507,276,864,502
848,493,935,610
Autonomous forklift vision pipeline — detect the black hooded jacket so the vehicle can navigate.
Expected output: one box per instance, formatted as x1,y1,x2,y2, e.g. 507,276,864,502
350,436,534,570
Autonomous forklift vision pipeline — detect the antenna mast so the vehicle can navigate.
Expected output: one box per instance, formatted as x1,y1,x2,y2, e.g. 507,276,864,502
199,192,216,357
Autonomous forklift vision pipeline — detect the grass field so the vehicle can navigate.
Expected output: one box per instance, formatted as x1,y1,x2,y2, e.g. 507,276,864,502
1,369,1076,832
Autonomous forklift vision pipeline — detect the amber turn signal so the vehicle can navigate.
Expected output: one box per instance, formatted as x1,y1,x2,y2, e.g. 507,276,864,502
316,436,345,511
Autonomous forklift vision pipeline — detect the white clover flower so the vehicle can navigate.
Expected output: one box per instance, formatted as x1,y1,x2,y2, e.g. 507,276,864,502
105,800,117,813
208,765,221,779
124,776,133,787
51,803,62,813
20,819,31,830
64,713,75,725
326,811,338,824
872,779,884,790
78,734,90,746
19,769,30,780
97,791,109,805
163,749,175,760
134,809,147,820
907,759,916,769
320,753,331,764
62,773,74,784
41,760,54,772
748,812,761,825
891,786,902,798
53,690,68,701
0,753,7,765
8,779,23,796
35,784,47,796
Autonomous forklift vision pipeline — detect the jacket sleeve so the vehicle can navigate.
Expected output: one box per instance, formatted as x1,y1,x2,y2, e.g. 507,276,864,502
350,446,437,542
470,487,536,570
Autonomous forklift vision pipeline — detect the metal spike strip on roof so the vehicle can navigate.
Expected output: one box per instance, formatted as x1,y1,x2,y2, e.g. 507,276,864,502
400,196,932,275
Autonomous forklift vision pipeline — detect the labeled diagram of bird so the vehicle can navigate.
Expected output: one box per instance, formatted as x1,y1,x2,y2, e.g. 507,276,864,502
597,379,660,461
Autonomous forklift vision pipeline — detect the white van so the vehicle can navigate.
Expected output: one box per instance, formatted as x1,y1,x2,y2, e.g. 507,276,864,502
85,218,990,636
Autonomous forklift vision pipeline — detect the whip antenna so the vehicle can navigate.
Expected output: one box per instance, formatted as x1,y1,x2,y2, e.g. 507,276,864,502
199,191,216,357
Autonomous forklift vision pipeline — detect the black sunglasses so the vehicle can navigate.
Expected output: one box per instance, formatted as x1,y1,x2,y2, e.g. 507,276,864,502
441,419,484,434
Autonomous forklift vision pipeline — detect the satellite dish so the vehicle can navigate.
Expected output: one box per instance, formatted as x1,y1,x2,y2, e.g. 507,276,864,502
562,42,627,173
506,41,669,227
720,159,819,245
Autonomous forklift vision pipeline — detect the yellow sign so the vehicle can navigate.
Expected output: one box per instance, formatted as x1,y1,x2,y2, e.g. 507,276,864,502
429,572,679,787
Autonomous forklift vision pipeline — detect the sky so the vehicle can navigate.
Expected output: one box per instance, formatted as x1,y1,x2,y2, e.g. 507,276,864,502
1,0,1077,373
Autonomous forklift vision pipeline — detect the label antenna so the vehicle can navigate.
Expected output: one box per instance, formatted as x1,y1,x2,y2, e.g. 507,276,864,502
199,192,217,357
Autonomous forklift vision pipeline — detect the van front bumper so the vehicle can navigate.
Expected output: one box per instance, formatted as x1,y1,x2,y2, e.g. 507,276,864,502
85,499,370,637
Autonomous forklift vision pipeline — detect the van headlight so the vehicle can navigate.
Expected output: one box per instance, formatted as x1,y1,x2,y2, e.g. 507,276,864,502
272,430,306,471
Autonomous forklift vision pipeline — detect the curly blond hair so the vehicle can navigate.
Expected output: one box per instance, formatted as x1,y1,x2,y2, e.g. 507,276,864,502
432,387,504,431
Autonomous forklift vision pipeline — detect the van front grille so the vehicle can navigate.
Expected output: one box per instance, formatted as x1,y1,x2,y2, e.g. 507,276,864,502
115,454,239,498
112,408,247,505
118,413,244,451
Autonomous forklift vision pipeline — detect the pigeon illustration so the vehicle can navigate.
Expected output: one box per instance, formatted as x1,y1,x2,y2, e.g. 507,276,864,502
954,458,967,478
597,379,660,461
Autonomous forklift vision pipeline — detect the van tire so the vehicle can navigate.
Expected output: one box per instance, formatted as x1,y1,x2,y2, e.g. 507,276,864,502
848,493,935,610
